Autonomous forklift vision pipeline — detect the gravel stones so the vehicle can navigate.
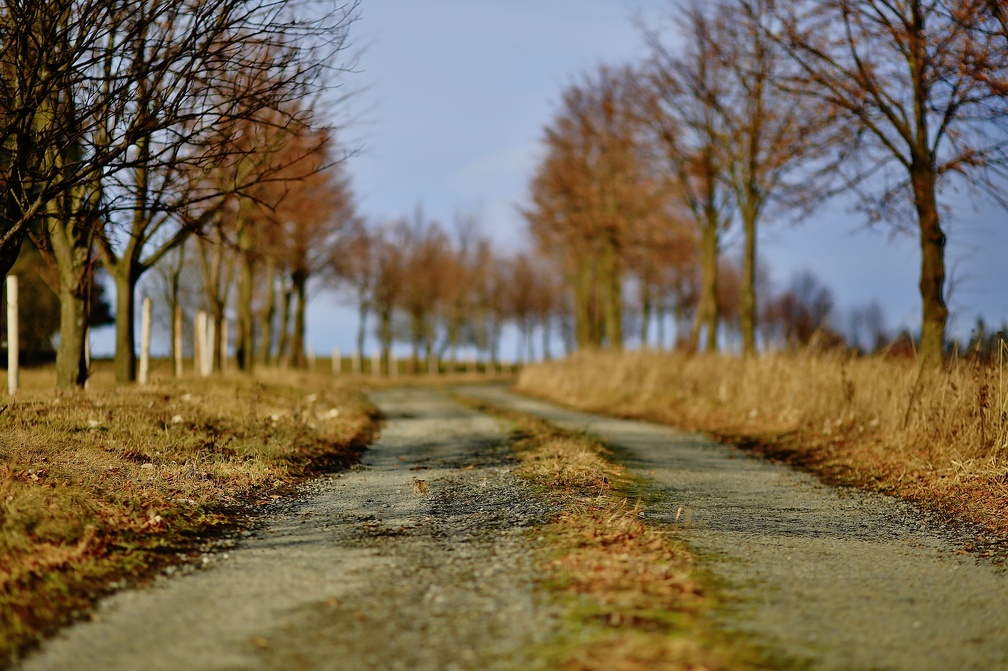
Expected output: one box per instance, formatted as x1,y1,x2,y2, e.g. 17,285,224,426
461,384,1008,671
16,388,558,671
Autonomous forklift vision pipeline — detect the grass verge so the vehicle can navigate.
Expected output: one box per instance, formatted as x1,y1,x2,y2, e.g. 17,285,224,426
0,363,377,667
463,397,772,671
516,350,1008,549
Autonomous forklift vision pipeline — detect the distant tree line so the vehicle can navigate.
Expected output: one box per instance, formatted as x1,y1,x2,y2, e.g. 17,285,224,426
521,0,1008,364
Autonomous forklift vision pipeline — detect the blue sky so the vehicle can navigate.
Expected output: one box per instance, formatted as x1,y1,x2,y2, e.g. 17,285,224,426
339,1,1007,348
101,0,1008,357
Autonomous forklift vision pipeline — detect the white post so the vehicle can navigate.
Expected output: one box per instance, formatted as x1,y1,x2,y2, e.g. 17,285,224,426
173,305,184,378
332,347,341,374
138,296,152,385
220,319,229,374
204,318,215,377
6,276,17,395
390,351,398,378
307,344,316,371
195,311,206,376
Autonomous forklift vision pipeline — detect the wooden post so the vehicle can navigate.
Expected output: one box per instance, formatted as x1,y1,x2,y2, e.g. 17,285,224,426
204,318,215,376
372,351,381,377
428,351,438,376
352,349,361,375
195,311,206,376
332,347,341,374
138,296,152,385
307,344,316,371
173,304,184,378
6,276,17,395
220,319,229,373
390,351,398,378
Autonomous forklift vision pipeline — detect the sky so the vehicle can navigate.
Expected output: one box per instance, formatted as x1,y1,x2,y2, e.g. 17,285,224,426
99,0,1008,357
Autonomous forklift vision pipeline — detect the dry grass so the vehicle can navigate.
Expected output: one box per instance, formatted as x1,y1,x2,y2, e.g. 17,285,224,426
517,349,1008,540
0,361,377,666
471,406,767,670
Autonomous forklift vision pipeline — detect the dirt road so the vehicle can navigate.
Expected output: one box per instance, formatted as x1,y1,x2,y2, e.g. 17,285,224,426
461,385,1008,671
16,384,1008,670
17,388,557,671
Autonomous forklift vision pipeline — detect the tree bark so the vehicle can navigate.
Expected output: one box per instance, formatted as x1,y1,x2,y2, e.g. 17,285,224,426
290,271,307,369
639,281,652,348
740,202,758,357
235,226,255,372
911,162,947,363
256,258,277,365
55,283,89,389
573,259,592,350
690,220,719,354
112,269,138,382
602,242,623,350
276,277,292,367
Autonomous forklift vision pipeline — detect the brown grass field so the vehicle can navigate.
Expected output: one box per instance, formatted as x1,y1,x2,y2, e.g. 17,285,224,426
0,361,377,666
516,349,1008,546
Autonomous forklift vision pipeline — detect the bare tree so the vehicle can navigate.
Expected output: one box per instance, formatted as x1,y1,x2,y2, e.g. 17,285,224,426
524,64,662,351
754,0,1008,364
642,3,735,354
1,0,359,388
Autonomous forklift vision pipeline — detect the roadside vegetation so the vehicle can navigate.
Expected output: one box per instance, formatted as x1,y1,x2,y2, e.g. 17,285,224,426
0,363,377,667
465,399,771,671
517,349,1008,545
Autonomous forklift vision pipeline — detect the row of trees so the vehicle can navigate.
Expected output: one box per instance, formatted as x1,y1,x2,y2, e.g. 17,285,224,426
524,0,1008,364
334,211,562,371
0,0,360,388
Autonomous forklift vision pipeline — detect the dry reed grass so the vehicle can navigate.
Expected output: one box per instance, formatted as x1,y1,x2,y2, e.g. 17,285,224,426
517,349,1008,538
0,362,376,665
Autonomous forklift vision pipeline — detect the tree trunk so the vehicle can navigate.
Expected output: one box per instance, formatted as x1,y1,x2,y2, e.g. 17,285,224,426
290,272,307,369
573,259,593,350
356,296,369,357
235,241,255,372
211,299,224,373
912,163,947,364
639,281,652,348
740,203,757,357
689,221,719,354
378,306,393,373
541,314,552,361
112,268,138,382
256,258,276,365
276,278,293,367
602,243,623,350
55,284,88,389
656,304,666,351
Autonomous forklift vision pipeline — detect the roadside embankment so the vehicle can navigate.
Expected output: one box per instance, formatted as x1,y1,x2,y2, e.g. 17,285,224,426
0,366,377,667
515,350,1008,547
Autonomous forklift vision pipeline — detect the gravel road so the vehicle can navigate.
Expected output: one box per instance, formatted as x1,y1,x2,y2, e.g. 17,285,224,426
461,385,1008,671
16,387,558,671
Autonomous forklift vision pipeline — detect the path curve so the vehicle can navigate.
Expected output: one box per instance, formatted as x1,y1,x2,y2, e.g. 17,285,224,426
461,384,1008,671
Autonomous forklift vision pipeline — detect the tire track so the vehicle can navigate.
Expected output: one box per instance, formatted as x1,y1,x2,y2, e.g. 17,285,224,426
461,384,1008,671
16,388,556,671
